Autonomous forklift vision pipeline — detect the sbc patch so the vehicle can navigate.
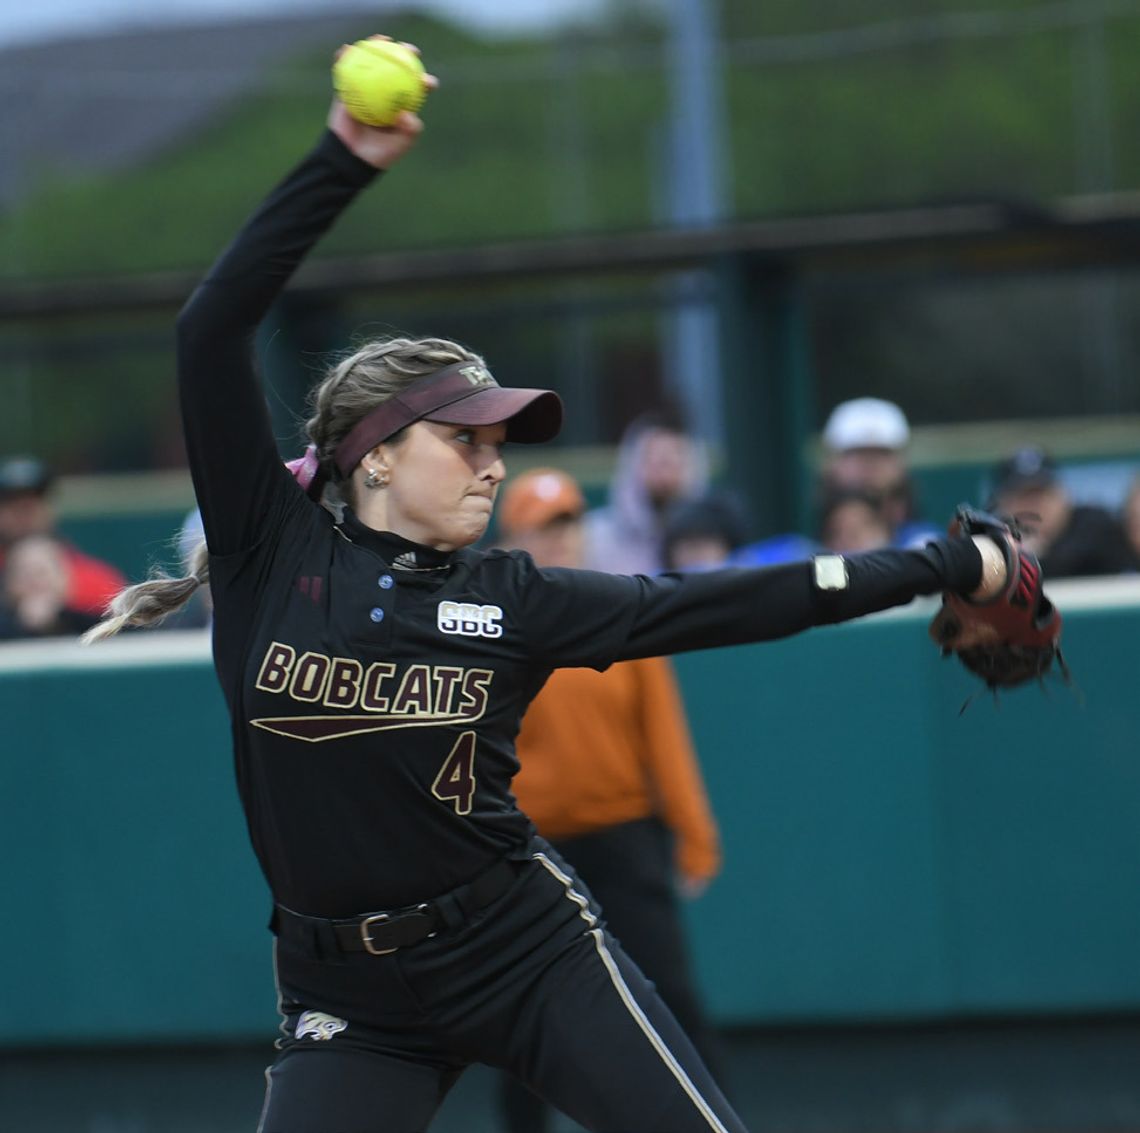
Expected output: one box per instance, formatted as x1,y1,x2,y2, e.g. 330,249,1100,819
437,601,503,639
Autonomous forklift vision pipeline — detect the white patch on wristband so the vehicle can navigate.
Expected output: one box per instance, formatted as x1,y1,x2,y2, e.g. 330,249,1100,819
813,554,849,592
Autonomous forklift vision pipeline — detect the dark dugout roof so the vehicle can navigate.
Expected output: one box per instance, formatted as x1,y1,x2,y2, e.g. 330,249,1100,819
3,192,1140,322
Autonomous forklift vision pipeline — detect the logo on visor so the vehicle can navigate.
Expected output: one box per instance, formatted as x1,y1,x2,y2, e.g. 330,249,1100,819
457,364,495,387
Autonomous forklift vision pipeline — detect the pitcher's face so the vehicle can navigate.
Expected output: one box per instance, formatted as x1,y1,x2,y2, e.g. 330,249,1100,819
367,421,507,550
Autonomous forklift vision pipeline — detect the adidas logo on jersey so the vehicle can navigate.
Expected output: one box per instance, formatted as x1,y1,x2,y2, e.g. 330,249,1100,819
437,601,503,639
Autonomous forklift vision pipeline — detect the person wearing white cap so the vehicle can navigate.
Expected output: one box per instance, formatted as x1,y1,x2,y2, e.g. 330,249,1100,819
823,397,911,453
821,398,938,549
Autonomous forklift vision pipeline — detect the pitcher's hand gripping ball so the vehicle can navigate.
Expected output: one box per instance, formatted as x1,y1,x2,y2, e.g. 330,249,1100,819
929,506,1066,693
333,39,428,127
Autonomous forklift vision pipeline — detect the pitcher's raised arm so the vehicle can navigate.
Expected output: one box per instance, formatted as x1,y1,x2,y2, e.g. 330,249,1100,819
176,97,429,555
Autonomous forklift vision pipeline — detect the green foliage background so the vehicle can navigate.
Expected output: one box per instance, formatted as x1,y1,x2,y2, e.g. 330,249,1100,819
3,2,1138,280
1,1,1138,480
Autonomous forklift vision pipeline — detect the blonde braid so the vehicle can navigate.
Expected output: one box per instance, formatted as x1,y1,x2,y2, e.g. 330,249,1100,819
82,538,209,644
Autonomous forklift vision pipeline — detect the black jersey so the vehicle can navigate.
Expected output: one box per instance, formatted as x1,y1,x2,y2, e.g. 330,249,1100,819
176,132,981,918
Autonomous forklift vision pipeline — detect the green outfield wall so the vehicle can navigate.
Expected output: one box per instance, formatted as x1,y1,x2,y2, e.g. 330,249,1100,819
2,577,1138,1047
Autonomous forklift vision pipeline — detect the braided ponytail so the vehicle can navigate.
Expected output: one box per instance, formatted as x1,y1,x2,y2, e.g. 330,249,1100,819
81,538,209,644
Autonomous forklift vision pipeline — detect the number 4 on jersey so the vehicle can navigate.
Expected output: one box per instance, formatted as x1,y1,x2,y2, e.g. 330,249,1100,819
431,731,477,814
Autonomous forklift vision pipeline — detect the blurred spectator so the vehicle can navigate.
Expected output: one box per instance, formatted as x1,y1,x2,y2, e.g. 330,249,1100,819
662,490,750,572
729,398,930,567
989,445,1140,578
178,506,205,569
496,469,585,570
584,411,707,574
0,456,126,616
498,467,726,1133
0,535,100,640
729,529,818,566
1122,474,1140,567
821,398,940,547
818,488,893,554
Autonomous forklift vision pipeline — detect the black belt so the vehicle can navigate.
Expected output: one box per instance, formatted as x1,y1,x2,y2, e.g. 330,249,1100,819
273,858,521,957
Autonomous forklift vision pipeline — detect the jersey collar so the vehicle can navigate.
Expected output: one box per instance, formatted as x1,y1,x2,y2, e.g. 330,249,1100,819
337,509,456,571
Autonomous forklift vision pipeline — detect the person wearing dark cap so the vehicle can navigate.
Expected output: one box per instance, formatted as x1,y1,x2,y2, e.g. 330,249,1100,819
497,467,726,1133
989,445,1139,578
662,491,750,572
0,455,126,618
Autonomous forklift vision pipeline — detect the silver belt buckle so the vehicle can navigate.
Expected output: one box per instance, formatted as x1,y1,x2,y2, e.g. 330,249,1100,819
359,913,398,956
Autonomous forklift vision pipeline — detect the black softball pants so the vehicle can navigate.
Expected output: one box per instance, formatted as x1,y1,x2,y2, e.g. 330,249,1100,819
257,842,748,1133
500,818,726,1133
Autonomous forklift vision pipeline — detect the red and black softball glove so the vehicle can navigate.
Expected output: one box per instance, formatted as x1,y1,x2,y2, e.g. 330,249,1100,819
929,506,1066,693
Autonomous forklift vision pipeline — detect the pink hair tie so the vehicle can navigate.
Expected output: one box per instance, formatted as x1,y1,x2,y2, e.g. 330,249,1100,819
284,444,325,500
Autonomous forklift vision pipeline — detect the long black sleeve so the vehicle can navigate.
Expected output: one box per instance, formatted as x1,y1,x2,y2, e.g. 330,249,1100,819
616,539,982,661
176,131,380,556
518,538,982,668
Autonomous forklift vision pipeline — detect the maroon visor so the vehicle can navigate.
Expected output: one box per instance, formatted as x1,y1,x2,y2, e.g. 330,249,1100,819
333,361,563,480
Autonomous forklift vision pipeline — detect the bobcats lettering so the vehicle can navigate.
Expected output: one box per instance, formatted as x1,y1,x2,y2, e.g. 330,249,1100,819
255,641,493,719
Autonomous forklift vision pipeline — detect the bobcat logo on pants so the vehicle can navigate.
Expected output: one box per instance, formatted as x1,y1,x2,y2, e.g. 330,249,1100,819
295,1010,348,1041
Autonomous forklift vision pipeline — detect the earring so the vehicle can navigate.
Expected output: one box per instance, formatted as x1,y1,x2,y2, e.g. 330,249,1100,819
365,468,388,489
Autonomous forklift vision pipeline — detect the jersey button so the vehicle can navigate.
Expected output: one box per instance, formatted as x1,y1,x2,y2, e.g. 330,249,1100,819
369,607,385,623
378,573,394,590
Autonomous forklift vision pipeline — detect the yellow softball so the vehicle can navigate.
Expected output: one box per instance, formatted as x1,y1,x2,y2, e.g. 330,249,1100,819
333,39,427,127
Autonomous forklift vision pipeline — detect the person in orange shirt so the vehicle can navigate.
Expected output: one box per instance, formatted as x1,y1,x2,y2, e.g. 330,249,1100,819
497,467,725,1133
